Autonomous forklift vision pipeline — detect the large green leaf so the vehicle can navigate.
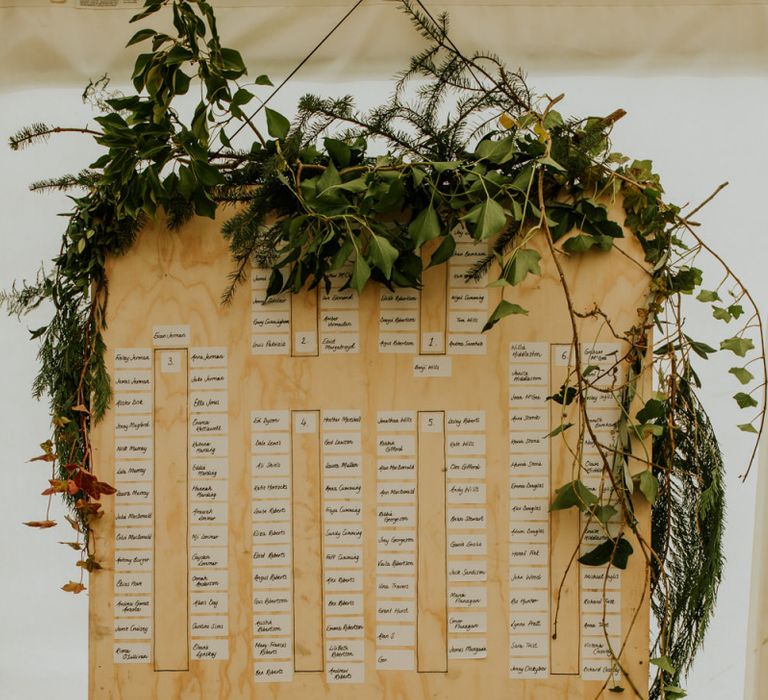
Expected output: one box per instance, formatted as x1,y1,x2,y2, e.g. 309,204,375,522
578,536,634,570
720,336,754,357
265,107,291,140
550,480,598,512
350,255,370,293
368,234,399,279
464,198,507,240
503,248,541,286
408,205,441,247
481,300,528,332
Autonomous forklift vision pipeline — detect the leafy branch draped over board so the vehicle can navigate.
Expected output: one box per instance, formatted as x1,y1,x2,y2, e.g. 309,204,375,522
3,1,764,697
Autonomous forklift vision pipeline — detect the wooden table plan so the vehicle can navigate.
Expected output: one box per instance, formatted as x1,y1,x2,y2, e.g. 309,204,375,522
89,210,651,699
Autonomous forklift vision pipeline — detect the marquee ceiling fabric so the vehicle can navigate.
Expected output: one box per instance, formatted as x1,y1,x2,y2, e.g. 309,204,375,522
1,1,767,91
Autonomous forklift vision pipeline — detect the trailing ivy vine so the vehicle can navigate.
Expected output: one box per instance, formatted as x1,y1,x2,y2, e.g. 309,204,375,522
2,1,764,697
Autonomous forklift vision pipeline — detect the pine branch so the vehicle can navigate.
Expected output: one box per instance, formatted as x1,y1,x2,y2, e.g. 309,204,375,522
9,123,100,151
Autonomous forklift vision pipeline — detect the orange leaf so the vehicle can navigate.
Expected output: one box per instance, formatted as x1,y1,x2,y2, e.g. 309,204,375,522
23,520,56,529
41,479,68,495
71,404,89,413
58,541,82,551
29,453,57,463
64,515,82,533
76,557,102,572
61,581,86,594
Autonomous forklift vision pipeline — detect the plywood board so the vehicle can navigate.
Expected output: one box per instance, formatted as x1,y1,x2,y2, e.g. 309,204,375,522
90,207,652,699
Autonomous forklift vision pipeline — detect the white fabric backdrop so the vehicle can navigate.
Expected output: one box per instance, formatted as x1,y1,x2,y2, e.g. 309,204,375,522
1,0,768,91
0,4,767,698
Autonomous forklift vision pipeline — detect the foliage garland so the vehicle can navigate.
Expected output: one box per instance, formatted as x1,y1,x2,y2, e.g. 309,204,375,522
3,1,765,697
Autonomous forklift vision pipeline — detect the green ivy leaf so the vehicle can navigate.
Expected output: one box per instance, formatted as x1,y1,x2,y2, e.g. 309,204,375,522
350,254,370,293
475,135,517,165
734,392,758,409
562,234,613,253
265,107,291,140
408,205,441,247
550,480,597,512
638,470,659,505
684,335,717,359
663,686,687,699
368,234,399,280
126,28,157,47
548,385,578,406
316,161,342,193
324,138,352,168
729,367,754,385
253,74,273,86
503,248,541,286
546,422,573,438
220,47,247,74
650,656,676,675
720,336,754,357
696,289,720,302
712,306,732,323
578,536,633,570
232,88,254,107
636,398,665,423
738,423,758,434
539,155,566,172
464,198,507,240
482,300,528,332
428,235,456,268
593,504,617,524
728,303,744,319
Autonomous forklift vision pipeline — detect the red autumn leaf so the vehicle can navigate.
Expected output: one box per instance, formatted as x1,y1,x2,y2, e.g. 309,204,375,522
74,499,102,516
63,463,79,472
96,480,116,496
61,581,86,594
67,480,79,495
73,469,116,498
23,520,57,529
58,541,82,551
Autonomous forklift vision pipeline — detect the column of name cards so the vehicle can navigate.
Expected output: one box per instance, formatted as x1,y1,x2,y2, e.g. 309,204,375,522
322,410,365,682
251,410,293,683
320,267,360,354
508,342,550,680
375,411,417,670
579,343,623,681
113,349,154,665
445,411,488,660
188,348,229,661
447,231,488,355
251,268,290,355
378,290,419,354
